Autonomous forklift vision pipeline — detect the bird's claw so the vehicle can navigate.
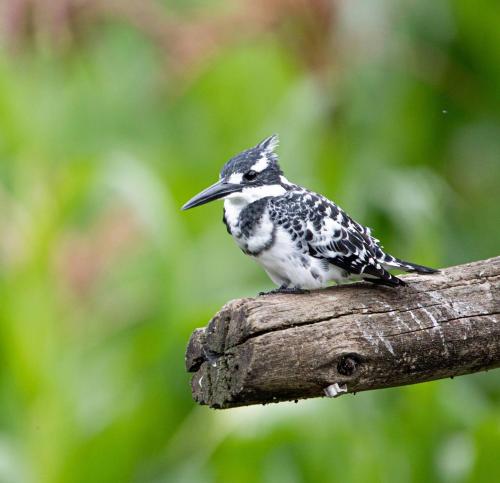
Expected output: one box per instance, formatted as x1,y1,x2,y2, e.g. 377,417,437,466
259,286,310,296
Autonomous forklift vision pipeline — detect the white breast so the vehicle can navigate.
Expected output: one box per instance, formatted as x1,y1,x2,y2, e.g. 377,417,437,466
253,227,349,289
245,212,275,254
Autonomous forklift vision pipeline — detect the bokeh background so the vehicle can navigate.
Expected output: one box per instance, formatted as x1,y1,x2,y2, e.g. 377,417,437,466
0,0,499,482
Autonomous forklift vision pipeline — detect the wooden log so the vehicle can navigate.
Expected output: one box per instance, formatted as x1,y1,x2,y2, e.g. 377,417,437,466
185,257,500,409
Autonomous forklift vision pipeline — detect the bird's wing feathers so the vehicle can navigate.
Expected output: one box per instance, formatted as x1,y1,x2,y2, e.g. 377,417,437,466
268,189,403,285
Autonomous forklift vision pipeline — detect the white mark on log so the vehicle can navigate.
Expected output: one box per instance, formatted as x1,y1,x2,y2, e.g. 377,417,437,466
376,330,395,355
396,314,412,332
354,319,380,352
198,376,204,388
428,288,471,316
324,383,347,398
427,291,443,303
409,310,424,329
450,301,470,317
486,316,498,324
420,305,449,356
421,306,438,326
359,303,370,314
381,302,410,332
428,290,466,330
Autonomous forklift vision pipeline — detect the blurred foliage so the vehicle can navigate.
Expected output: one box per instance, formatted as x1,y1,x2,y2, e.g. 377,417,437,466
0,0,499,482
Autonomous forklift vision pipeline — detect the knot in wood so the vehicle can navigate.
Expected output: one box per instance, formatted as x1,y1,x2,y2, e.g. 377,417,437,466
337,354,360,376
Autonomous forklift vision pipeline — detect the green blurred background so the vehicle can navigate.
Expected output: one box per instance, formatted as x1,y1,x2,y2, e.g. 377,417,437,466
0,0,499,482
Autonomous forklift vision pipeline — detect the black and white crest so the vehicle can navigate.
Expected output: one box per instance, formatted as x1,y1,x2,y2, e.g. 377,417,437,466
220,135,283,186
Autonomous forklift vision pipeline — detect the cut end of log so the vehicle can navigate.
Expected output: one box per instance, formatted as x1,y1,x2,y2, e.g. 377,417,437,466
185,257,500,409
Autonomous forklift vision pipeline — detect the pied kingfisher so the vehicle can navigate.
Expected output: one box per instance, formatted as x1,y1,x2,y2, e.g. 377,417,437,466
182,135,437,293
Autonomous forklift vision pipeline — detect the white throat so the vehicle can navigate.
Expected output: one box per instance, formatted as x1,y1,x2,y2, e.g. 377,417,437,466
223,183,286,227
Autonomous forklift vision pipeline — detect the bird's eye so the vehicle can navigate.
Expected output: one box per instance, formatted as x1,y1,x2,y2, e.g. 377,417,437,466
244,170,258,181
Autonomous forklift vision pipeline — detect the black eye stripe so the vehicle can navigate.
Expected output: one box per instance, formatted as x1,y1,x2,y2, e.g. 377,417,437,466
244,170,258,181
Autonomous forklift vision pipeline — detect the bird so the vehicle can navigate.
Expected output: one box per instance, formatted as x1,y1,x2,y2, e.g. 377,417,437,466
182,135,437,293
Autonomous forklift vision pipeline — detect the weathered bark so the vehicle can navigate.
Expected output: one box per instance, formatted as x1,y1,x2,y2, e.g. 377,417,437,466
186,257,500,409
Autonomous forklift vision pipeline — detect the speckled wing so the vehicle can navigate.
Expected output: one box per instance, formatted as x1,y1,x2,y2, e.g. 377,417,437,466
268,189,404,286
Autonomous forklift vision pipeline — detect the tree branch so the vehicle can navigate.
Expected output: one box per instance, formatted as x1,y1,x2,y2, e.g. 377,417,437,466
185,257,500,409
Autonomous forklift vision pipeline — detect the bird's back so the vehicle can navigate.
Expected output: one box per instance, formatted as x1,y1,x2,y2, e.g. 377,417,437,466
265,187,410,287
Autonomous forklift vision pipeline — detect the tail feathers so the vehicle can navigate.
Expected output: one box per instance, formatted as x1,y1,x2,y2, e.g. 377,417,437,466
363,274,406,287
362,264,407,287
383,255,438,274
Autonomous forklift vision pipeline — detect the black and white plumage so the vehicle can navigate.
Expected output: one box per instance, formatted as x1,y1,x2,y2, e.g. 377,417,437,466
182,135,437,291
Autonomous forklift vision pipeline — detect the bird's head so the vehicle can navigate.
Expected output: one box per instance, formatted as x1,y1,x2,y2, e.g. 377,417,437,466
182,134,287,210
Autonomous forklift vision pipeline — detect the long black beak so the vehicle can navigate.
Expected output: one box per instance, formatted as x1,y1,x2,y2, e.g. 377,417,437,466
181,180,241,210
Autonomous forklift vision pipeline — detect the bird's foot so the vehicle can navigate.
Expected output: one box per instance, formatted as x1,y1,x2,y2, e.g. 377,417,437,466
259,285,310,296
